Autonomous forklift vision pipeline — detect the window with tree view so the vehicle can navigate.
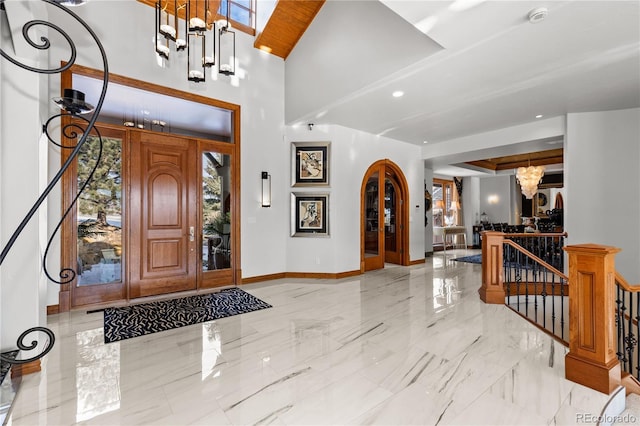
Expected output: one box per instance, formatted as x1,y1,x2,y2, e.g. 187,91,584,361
202,151,231,271
76,135,122,286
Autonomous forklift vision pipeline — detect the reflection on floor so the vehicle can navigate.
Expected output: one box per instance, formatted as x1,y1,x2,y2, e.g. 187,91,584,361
7,249,610,425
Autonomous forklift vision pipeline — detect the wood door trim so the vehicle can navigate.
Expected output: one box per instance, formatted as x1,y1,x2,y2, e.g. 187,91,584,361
64,63,241,114
57,64,241,310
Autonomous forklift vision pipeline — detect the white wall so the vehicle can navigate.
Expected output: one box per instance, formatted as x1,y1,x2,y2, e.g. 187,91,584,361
479,175,512,225
0,30,47,350
39,1,287,289
565,108,640,283
10,1,424,295
424,167,433,254
285,124,425,273
462,176,480,243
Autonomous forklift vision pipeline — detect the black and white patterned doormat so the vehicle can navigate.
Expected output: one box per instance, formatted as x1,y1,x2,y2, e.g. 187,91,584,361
103,288,271,343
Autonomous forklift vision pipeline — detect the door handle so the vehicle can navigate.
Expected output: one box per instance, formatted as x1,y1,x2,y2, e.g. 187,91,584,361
189,226,195,242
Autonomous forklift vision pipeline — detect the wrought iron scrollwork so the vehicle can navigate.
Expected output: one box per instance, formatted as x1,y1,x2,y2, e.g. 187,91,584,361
0,0,109,364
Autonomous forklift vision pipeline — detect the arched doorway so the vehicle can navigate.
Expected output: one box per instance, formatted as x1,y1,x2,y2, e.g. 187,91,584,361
361,160,410,272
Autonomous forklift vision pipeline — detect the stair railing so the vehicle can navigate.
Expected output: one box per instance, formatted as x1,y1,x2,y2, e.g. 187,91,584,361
479,231,568,343
481,238,640,395
614,271,640,381
503,238,569,344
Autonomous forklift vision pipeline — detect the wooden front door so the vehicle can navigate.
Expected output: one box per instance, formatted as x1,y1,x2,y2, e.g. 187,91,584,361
129,132,198,298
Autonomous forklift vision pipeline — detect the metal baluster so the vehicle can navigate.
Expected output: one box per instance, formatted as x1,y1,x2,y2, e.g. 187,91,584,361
540,268,553,330
515,247,521,312
559,235,564,271
621,287,629,372
560,274,565,341
504,243,510,303
635,291,640,380
616,284,624,364
550,273,556,336
524,251,529,318
627,291,636,377
533,256,539,323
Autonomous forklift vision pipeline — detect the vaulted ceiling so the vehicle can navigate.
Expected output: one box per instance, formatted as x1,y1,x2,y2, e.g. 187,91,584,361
136,1,639,178
278,0,639,177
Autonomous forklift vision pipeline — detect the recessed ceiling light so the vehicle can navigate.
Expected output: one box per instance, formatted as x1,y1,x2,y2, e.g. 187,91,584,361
423,140,429,144
536,114,543,119
528,7,548,23
392,91,404,98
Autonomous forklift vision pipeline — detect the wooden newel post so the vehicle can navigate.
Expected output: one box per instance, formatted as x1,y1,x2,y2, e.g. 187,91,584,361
479,231,505,304
564,244,621,394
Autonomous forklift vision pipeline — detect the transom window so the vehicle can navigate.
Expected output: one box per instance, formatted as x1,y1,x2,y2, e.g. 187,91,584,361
220,0,254,33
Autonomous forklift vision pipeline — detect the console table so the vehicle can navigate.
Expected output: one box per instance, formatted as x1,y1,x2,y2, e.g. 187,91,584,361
433,226,467,252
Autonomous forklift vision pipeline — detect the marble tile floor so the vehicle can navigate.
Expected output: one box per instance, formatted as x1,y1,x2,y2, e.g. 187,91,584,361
6,249,612,425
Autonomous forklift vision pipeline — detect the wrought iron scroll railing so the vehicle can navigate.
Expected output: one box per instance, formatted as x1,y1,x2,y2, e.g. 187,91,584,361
615,272,640,381
0,0,108,365
502,233,569,344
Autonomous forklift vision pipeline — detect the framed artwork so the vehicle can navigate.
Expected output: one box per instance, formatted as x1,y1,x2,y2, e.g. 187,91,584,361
291,192,329,237
535,189,550,216
291,141,330,186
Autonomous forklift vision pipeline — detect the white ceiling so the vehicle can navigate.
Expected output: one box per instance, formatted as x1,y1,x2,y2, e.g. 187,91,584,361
284,0,640,175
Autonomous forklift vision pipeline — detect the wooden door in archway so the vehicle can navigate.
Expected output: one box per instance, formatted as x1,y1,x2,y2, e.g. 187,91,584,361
361,160,409,272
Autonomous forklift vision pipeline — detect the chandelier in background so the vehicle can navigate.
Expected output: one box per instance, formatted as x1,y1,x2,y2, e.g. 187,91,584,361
155,0,236,82
516,165,545,199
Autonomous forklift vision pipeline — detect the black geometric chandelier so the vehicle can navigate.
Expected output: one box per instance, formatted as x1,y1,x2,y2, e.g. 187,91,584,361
0,0,109,365
155,0,236,82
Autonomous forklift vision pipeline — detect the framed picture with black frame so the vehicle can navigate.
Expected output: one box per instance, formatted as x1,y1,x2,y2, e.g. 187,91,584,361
291,192,329,237
291,141,330,187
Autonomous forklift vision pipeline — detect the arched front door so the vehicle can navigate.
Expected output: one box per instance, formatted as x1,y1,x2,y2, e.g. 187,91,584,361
361,160,410,272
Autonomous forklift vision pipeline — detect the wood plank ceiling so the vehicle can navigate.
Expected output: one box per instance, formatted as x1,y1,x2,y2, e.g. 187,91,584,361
254,0,325,59
465,148,564,171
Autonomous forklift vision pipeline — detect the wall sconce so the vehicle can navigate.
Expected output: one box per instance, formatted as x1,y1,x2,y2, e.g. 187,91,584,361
261,171,271,207
488,194,499,204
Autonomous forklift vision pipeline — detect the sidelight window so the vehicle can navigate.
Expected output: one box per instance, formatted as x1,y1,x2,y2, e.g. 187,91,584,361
76,135,123,286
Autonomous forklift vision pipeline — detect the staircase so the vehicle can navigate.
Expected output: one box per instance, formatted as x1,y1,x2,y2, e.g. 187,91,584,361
478,232,640,420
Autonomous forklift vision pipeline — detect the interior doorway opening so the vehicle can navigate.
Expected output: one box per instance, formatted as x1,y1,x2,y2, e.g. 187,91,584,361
361,160,410,272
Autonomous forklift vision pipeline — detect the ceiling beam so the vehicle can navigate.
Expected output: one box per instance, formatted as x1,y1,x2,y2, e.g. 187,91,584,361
465,148,563,172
